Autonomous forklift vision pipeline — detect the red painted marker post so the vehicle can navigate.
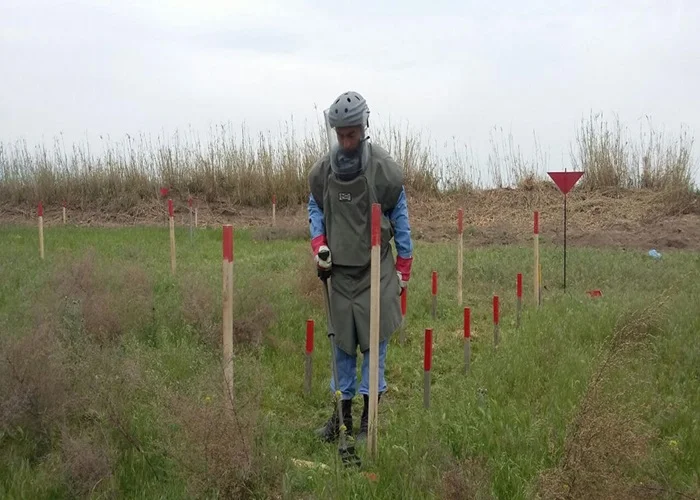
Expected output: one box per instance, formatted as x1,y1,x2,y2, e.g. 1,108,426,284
464,307,471,374
399,288,408,344
424,328,433,408
368,203,381,459
168,199,176,275
222,225,234,411
38,201,44,260
457,208,464,306
431,271,438,321
516,273,523,328
493,295,500,347
534,211,540,307
304,319,314,396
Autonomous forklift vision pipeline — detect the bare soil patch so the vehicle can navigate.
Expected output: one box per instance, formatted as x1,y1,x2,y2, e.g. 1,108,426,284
2,187,699,251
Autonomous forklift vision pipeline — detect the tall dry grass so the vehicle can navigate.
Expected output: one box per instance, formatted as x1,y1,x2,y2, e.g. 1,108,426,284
0,114,696,212
570,112,696,192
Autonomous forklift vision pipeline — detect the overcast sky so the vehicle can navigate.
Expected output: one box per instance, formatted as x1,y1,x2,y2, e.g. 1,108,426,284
2,0,698,184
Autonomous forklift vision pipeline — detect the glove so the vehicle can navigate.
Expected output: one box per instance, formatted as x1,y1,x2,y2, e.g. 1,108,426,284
315,245,332,270
311,234,332,280
395,255,412,295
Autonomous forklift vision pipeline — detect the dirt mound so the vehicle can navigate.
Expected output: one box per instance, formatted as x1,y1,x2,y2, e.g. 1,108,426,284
2,188,699,251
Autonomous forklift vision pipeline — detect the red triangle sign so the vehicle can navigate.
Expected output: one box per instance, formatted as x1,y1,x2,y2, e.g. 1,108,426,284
548,171,584,195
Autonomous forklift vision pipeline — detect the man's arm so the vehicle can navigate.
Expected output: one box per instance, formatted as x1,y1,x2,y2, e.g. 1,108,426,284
386,186,413,281
308,193,328,257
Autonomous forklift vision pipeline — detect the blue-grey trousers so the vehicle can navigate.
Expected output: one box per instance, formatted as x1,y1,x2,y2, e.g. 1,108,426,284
330,340,388,400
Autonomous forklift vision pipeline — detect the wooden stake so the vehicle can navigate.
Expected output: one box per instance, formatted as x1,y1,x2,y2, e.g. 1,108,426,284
399,289,407,344
424,328,432,408
516,273,523,328
493,295,500,347
304,319,314,396
222,225,234,411
534,211,540,307
62,201,66,224
272,194,276,226
169,199,176,275
38,201,44,260
195,207,198,228
457,208,463,306
368,203,381,459
431,271,438,321
464,307,471,374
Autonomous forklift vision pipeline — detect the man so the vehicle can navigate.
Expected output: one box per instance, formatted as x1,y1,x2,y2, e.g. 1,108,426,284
307,90,414,443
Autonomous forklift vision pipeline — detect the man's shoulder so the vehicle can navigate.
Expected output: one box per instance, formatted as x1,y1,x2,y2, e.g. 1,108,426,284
309,152,331,179
369,143,403,183
369,143,395,164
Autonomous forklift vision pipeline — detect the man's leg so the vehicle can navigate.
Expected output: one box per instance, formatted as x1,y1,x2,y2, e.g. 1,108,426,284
357,339,388,441
316,344,357,442
330,344,357,400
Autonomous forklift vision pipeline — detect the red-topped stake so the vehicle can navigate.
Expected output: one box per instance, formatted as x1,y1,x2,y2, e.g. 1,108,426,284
399,287,408,344
223,225,233,262
304,319,314,395
493,295,500,346
222,224,234,411
424,328,433,408
431,271,438,320
548,170,584,289
533,211,540,307
464,307,471,374
368,203,382,459
516,273,523,328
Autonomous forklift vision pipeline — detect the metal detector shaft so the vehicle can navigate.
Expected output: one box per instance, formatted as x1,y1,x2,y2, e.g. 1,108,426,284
318,261,360,467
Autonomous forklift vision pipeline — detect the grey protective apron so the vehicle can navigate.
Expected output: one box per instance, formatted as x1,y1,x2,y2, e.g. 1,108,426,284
322,154,402,356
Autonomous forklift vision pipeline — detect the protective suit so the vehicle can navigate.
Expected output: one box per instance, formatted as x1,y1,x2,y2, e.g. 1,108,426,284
309,140,405,354
308,91,414,443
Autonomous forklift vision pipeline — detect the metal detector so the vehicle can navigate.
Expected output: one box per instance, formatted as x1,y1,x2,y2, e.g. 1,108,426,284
317,249,362,468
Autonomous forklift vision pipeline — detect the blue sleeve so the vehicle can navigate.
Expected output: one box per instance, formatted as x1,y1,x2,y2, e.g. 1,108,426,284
385,187,413,259
308,193,325,239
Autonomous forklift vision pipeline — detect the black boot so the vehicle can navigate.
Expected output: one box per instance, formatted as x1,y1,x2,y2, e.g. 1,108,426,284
315,398,353,443
356,392,382,443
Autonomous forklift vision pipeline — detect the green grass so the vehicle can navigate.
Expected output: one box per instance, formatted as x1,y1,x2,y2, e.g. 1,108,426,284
0,221,698,499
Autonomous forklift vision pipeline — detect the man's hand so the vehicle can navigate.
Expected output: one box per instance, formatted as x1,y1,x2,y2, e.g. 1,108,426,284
315,245,332,270
395,255,412,296
397,271,408,295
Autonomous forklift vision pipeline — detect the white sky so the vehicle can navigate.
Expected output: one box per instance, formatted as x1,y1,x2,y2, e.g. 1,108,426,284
1,0,698,184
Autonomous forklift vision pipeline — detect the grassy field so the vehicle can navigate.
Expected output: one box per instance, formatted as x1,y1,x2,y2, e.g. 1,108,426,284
0,221,698,499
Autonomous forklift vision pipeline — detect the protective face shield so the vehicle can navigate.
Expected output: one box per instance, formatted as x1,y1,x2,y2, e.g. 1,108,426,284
329,139,370,182
323,108,339,152
325,91,371,181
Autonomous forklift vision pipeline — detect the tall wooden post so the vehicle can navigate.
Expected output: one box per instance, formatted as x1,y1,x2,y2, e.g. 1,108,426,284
222,225,234,411
368,203,381,459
